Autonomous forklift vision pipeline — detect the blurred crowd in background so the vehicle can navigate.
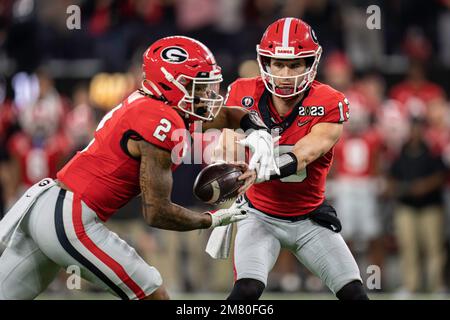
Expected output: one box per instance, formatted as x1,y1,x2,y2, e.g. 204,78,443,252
1,0,450,298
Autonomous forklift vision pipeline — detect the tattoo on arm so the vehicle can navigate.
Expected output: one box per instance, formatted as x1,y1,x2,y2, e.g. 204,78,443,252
138,141,211,231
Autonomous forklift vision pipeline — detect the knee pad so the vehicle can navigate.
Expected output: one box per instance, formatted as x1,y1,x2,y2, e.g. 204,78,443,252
227,278,265,300
336,280,369,300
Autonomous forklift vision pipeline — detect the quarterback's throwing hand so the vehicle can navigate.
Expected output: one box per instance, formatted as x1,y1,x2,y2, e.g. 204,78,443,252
208,208,248,228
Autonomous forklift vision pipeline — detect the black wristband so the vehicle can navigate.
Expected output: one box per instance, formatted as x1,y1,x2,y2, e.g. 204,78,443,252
240,112,269,131
269,152,298,180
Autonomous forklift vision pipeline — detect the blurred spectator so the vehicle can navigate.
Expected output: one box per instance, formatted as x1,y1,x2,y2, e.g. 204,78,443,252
402,27,432,63
64,83,96,157
0,76,14,218
387,117,447,294
376,99,410,162
424,98,450,159
357,71,386,114
5,69,70,203
423,97,450,281
333,98,384,263
175,0,218,33
323,51,386,286
383,0,440,57
321,51,353,93
389,60,445,118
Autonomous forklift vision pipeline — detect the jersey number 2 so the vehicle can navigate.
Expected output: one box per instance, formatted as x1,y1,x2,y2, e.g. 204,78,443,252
153,118,171,142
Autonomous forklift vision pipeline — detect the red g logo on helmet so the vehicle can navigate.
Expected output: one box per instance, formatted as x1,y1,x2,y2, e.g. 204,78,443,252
161,47,189,64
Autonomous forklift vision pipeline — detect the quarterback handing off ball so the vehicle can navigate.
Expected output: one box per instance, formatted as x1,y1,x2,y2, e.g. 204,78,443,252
193,163,244,205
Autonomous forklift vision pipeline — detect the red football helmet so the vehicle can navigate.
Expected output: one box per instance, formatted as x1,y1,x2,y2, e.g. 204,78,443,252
257,18,322,98
142,36,223,121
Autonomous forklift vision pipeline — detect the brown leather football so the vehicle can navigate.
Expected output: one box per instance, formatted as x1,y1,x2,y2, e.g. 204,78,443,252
193,163,244,205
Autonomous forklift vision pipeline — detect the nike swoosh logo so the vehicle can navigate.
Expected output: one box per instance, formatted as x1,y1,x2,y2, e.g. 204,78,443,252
297,120,312,127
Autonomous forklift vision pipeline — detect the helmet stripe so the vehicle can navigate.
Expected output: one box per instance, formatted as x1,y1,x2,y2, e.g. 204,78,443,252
282,18,293,47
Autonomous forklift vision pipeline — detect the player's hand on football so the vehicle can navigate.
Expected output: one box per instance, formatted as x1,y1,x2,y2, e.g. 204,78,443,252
235,162,256,195
238,130,280,182
207,207,248,228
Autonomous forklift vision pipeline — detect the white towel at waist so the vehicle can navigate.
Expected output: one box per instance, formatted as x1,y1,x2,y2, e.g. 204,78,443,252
205,195,247,259
205,223,233,259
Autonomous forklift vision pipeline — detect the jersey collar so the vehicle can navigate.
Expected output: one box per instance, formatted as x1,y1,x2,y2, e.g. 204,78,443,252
257,88,310,134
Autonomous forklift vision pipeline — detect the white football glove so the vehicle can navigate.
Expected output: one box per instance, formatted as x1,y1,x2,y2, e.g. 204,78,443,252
208,207,248,228
238,130,280,182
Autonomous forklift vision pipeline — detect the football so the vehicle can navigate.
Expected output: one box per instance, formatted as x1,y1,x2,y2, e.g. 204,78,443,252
193,163,244,205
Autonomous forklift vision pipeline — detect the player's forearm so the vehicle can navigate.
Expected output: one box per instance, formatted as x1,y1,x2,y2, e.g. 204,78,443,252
292,143,327,172
142,200,212,231
261,127,341,181
292,123,342,172
138,141,212,231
